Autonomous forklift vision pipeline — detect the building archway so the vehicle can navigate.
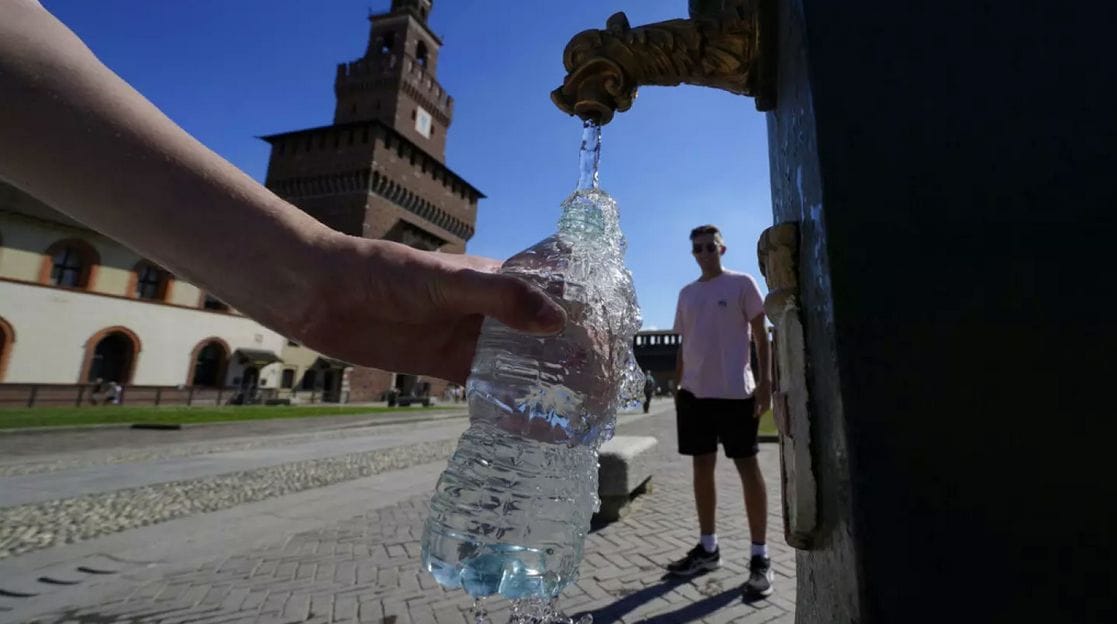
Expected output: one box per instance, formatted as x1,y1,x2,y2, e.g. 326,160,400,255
0,316,14,382
80,326,141,384
186,338,229,387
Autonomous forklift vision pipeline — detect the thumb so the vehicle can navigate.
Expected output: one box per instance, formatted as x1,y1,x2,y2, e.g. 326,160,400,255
444,269,566,334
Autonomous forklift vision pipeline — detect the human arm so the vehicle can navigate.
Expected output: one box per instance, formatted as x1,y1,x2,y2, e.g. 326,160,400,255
672,293,685,394
750,312,771,419
0,1,565,383
674,348,685,395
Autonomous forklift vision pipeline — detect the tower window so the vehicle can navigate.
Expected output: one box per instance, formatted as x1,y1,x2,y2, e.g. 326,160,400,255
416,42,429,68
380,32,395,55
415,107,432,138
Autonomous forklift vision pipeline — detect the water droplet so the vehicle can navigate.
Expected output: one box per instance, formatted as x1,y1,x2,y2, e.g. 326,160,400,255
472,597,492,624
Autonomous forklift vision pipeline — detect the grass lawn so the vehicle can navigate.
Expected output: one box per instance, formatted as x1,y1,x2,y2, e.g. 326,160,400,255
758,409,777,436
0,401,779,434
0,404,456,430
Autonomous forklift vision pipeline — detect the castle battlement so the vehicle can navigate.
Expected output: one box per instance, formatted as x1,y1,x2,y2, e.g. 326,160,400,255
335,52,453,114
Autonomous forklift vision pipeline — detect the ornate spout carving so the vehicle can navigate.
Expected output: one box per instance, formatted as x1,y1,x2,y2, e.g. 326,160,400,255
552,0,776,124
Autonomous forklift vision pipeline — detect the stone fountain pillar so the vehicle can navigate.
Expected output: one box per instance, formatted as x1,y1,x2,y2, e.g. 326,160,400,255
556,1,1117,622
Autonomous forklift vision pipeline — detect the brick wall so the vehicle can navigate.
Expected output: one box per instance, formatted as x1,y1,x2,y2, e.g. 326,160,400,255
346,367,394,402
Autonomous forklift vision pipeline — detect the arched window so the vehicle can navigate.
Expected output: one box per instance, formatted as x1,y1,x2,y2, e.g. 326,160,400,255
132,261,172,301
81,326,141,384
188,339,229,387
416,41,429,68
42,239,99,289
0,316,14,382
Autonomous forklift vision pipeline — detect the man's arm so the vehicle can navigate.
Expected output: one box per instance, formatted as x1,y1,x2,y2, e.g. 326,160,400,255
675,347,685,395
0,1,564,382
673,293,686,395
750,313,771,418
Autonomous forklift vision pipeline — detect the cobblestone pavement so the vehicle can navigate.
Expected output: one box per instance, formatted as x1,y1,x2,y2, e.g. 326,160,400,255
2,404,795,623
0,438,459,559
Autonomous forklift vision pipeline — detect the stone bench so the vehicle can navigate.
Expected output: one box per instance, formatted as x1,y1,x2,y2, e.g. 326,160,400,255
596,435,658,522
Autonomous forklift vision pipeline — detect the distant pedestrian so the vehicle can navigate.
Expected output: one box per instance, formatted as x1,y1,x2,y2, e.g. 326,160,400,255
643,370,656,413
104,381,122,405
89,377,105,406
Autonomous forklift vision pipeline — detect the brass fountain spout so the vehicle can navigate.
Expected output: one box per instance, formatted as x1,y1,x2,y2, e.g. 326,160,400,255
551,0,776,124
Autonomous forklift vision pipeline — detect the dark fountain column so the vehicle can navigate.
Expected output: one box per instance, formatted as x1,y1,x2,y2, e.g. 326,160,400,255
769,1,1117,622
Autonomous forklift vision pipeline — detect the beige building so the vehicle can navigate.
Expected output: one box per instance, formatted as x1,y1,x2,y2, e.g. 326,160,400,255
0,182,350,407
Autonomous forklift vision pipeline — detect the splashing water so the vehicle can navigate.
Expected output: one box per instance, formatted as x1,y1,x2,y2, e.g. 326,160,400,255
421,121,644,602
473,598,593,624
509,597,593,624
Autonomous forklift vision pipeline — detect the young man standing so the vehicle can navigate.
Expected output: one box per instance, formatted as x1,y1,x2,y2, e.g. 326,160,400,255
667,225,774,599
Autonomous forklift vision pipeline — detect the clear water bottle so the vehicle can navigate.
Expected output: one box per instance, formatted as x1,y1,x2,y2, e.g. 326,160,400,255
420,122,643,600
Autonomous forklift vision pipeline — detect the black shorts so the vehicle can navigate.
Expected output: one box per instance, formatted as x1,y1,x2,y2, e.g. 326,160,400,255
675,389,759,459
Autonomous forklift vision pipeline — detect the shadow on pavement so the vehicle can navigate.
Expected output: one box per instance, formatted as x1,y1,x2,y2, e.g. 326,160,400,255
638,586,743,623
575,572,749,624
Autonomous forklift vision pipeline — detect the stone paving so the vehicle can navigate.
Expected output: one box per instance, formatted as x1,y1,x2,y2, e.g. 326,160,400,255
1,403,795,623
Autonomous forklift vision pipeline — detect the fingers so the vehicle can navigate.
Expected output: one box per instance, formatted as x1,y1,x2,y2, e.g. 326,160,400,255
373,242,563,333
442,269,566,335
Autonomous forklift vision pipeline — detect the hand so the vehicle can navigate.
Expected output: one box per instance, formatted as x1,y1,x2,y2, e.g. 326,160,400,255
286,234,566,385
753,379,772,419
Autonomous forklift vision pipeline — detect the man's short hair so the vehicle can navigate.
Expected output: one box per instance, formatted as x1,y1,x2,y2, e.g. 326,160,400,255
689,224,723,241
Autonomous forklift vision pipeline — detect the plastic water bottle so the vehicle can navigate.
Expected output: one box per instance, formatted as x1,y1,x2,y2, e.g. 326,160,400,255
420,122,643,600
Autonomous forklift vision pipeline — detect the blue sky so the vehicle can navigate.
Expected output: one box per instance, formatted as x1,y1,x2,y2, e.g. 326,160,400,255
42,0,771,329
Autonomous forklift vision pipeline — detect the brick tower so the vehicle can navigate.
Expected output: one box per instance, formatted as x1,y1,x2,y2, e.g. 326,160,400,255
262,0,482,401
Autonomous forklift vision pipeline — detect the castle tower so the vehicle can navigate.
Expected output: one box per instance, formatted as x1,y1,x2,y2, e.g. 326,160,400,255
334,0,450,159
260,1,482,401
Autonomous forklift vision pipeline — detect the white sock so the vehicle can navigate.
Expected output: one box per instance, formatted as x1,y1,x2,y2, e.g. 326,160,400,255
751,542,769,558
700,534,718,553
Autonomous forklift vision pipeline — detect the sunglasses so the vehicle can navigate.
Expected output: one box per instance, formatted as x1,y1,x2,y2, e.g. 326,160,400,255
692,243,720,254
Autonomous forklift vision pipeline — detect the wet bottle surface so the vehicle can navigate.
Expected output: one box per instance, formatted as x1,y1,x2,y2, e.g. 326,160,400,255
420,123,643,600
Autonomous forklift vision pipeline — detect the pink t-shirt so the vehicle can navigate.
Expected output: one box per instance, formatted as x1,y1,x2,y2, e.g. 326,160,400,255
673,270,765,400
